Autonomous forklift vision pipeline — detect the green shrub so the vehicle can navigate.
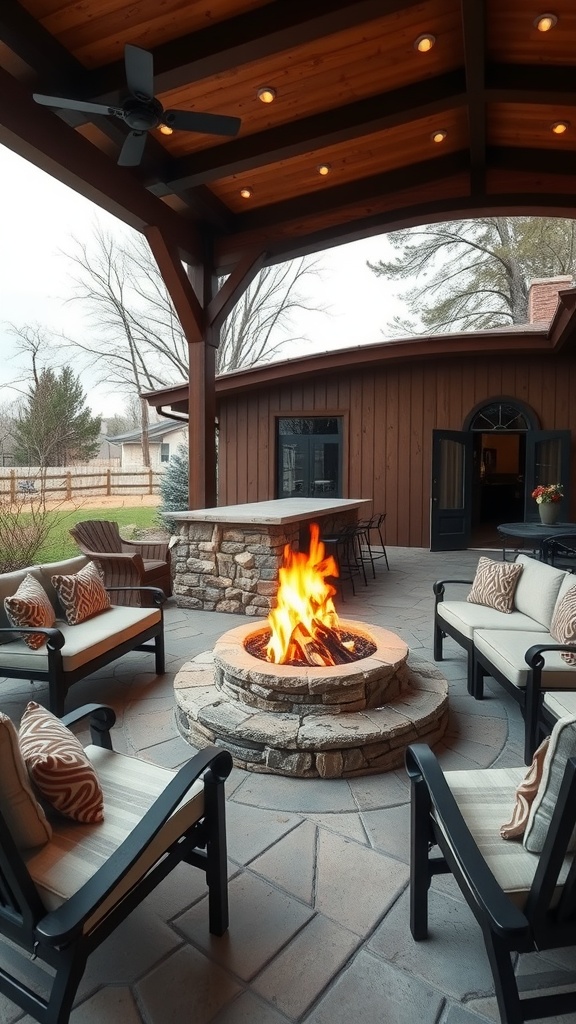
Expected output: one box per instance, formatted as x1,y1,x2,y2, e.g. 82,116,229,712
158,444,189,532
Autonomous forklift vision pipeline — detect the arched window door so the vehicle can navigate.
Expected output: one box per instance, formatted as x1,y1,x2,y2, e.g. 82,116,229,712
431,399,570,551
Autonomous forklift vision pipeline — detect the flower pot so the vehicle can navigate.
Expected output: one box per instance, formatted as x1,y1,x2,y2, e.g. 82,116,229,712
539,502,561,525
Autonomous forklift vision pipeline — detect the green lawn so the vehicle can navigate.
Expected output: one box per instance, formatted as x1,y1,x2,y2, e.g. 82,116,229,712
35,507,162,563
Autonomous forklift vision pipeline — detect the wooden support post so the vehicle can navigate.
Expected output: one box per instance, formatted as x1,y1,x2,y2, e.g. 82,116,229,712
188,341,217,509
106,469,111,496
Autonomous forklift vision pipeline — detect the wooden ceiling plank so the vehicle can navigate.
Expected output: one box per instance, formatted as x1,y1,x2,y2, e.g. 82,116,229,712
86,0,415,101
460,0,486,195
0,66,202,264
166,70,467,191
145,226,205,345
206,250,267,331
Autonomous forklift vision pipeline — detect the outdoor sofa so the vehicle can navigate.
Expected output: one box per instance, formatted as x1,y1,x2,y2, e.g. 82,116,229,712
434,553,576,762
0,556,165,716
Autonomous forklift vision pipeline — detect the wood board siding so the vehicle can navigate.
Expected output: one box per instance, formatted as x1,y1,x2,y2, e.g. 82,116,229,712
218,352,576,548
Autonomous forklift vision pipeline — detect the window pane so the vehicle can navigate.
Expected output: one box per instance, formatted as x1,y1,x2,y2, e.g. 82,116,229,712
439,439,464,508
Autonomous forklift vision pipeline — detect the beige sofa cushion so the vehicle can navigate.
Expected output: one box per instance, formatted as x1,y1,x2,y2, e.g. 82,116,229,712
512,554,567,629
441,766,573,908
0,712,52,850
474,629,576,690
25,746,204,935
437,601,547,642
0,606,161,674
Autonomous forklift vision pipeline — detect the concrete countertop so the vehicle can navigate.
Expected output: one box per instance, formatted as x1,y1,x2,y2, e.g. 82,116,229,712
171,497,371,526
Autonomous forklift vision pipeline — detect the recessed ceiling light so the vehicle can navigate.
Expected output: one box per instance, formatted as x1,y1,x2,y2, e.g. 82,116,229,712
431,129,447,143
317,164,331,175
414,34,435,52
551,121,569,134
534,13,558,31
159,124,174,135
257,87,276,103
240,187,253,198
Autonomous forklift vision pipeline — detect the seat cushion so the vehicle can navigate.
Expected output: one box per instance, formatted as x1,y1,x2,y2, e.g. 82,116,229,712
437,601,547,642
474,629,576,689
19,702,104,823
25,746,204,934
512,554,567,629
4,575,55,649
543,691,576,720
466,557,523,613
442,766,573,907
0,606,161,675
0,712,52,850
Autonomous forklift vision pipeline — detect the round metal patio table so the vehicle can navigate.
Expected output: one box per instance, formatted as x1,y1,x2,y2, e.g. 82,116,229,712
497,521,576,561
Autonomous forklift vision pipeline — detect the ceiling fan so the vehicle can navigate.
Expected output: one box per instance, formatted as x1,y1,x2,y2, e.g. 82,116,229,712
32,43,242,167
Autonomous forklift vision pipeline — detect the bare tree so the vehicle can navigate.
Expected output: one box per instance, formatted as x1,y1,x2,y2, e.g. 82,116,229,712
55,225,325,464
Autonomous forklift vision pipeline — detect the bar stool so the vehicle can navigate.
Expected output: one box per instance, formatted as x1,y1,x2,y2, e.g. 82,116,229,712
364,513,390,570
320,523,367,597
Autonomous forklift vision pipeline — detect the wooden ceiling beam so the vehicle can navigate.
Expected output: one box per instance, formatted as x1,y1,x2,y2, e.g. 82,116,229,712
0,67,202,264
460,0,486,196
0,0,82,82
165,71,466,191
85,0,414,101
206,250,267,332
489,146,576,177
486,63,576,104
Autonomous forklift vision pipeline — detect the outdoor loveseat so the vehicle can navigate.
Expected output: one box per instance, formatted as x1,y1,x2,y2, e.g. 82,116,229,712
0,556,165,716
434,553,576,762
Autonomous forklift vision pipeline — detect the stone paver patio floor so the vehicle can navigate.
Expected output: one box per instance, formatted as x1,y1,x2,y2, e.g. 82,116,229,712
1,545,576,1024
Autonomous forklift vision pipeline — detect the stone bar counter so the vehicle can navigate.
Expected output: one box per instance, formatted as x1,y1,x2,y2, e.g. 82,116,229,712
171,497,370,615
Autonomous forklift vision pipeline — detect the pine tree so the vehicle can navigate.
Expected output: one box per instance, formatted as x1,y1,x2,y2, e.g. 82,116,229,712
12,366,101,467
158,444,189,531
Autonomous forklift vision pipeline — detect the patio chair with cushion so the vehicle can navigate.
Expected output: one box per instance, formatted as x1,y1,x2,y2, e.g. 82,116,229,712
69,520,172,606
0,701,232,1024
406,714,576,1024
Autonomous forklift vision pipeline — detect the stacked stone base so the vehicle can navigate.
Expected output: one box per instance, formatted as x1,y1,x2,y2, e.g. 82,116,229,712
174,622,449,778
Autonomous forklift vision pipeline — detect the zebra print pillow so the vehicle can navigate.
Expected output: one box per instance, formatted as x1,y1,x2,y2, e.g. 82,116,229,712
4,574,55,649
466,556,523,613
550,586,576,665
19,702,104,823
51,560,111,625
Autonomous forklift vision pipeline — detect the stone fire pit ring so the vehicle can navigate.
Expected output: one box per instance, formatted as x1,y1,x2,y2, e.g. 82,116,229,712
174,620,449,778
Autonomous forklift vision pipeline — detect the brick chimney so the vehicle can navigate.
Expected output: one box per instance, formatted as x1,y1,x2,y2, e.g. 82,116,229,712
528,275,573,323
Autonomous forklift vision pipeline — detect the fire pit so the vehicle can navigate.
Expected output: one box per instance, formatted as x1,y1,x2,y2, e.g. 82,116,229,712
174,525,448,778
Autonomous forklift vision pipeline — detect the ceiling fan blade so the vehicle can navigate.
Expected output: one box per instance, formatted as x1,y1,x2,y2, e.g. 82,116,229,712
33,93,118,116
117,130,148,166
164,109,241,137
125,44,154,101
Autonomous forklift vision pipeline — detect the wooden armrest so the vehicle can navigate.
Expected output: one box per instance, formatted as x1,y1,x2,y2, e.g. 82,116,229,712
36,746,233,944
405,744,530,940
121,539,170,560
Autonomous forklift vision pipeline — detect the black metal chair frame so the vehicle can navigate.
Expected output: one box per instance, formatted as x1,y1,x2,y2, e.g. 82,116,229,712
407,742,576,1024
542,535,576,572
433,578,477,696
365,513,390,570
0,704,232,1024
321,522,367,597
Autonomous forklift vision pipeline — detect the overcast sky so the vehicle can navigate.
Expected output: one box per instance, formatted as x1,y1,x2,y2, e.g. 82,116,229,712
0,144,404,419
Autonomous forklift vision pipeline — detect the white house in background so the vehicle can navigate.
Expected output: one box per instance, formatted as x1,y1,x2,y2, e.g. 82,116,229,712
106,421,187,468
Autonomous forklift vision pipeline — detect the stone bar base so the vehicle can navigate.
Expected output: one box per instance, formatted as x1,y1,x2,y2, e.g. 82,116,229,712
174,622,449,778
173,510,355,615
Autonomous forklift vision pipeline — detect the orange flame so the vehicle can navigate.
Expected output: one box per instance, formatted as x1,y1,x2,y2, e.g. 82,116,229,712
266,523,340,664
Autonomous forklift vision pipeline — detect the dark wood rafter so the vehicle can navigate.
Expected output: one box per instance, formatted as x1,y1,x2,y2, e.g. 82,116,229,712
0,67,202,263
207,250,268,333
144,226,205,345
165,72,467,191
486,63,576,104
460,0,486,196
0,0,82,82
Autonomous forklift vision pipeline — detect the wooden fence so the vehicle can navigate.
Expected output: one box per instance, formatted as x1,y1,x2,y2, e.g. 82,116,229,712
0,466,165,501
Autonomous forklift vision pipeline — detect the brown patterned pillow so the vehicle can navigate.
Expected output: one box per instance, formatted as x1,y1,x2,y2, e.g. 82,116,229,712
466,557,523,613
500,736,550,839
550,585,576,666
51,560,110,625
19,702,104,823
4,574,55,649
0,712,52,849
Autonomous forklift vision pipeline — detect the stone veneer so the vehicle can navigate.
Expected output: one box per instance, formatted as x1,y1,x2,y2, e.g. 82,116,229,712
174,622,449,778
173,510,356,615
